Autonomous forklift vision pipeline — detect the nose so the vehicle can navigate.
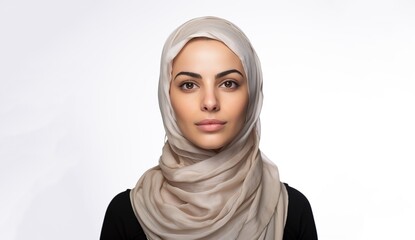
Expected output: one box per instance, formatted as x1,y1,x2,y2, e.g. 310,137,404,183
201,88,220,112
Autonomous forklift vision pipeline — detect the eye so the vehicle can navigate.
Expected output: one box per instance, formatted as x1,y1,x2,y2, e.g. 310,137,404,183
220,80,239,89
179,82,198,91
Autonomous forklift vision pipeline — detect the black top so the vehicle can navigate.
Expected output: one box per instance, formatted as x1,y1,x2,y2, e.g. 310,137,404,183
100,183,317,240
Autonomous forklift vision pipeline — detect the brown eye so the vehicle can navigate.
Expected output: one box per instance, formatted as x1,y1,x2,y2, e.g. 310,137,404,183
220,80,239,89
180,82,198,90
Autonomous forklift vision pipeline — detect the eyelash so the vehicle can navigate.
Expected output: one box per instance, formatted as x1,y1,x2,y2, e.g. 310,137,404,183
220,80,240,89
179,82,198,91
178,80,240,91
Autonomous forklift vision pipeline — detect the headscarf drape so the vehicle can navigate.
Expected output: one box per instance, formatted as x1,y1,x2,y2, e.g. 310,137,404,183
130,16,288,240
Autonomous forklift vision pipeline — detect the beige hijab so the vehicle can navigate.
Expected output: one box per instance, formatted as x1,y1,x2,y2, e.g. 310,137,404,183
130,16,288,240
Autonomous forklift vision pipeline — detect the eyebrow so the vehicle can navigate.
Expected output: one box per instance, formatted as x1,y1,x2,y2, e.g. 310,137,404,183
174,69,244,80
216,69,243,79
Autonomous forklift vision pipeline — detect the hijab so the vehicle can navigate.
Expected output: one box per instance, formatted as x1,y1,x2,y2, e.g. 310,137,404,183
130,16,288,240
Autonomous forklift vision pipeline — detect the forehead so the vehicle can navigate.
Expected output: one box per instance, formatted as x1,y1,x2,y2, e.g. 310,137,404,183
176,38,230,56
172,38,243,71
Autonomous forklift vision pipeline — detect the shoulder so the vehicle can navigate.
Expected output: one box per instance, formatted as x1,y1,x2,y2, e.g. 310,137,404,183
100,189,146,240
106,190,132,214
283,183,318,240
284,183,312,211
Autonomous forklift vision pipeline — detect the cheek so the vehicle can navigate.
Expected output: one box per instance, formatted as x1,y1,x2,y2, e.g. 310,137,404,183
226,94,249,121
171,96,195,124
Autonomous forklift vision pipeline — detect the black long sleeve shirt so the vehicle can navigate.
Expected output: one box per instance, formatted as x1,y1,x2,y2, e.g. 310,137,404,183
100,183,318,240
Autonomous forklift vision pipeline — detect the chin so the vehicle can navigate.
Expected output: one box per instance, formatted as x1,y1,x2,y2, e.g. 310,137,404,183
185,131,235,151
191,138,227,151
196,143,225,151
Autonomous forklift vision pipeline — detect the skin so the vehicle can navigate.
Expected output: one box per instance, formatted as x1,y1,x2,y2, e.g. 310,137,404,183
170,38,249,151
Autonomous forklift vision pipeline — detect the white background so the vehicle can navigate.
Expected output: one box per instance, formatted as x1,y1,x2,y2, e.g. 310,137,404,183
1,0,414,239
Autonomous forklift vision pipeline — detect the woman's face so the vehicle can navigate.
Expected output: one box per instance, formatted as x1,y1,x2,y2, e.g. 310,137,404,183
170,38,249,151
170,39,248,150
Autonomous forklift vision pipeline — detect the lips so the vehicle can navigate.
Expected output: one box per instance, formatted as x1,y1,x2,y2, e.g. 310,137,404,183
195,119,227,132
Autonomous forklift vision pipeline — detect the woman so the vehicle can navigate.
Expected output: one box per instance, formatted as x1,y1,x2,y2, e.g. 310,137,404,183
100,16,317,240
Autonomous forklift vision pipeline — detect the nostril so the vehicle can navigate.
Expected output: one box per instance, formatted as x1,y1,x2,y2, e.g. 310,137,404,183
204,106,218,111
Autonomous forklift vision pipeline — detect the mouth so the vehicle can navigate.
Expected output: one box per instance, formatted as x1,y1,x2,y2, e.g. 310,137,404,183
195,119,227,132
